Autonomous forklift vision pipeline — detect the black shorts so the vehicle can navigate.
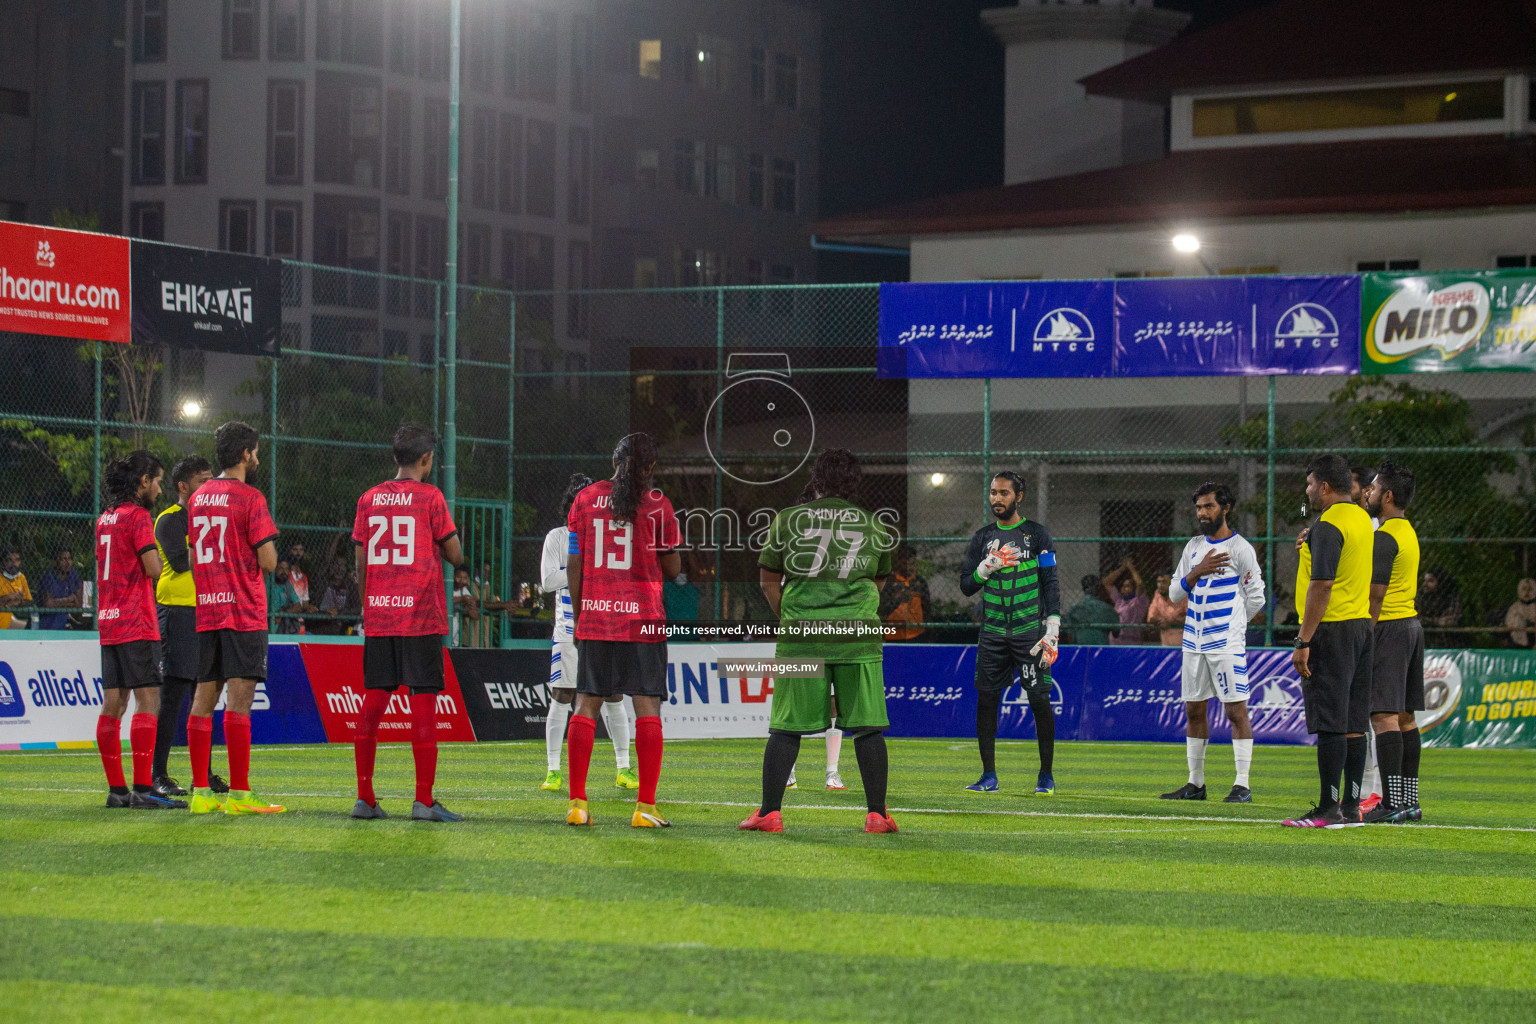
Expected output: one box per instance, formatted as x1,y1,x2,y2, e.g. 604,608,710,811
101,640,162,691
974,631,1052,698
363,634,446,694
157,605,199,682
1372,616,1425,714
1302,618,1372,734
576,638,668,698
198,629,269,683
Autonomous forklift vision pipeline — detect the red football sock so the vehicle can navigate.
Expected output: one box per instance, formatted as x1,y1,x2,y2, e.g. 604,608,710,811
96,715,125,789
566,713,596,802
635,715,663,806
354,689,391,804
188,715,212,789
224,712,251,792
129,713,157,790
409,691,438,806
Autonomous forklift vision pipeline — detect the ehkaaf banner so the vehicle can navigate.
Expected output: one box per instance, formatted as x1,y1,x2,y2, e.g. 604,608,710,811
0,221,130,344
130,239,282,356
1363,270,1536,373
878,276,1359,378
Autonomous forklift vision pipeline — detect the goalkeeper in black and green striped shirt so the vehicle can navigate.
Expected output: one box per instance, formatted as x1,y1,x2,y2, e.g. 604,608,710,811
960,472,1061,796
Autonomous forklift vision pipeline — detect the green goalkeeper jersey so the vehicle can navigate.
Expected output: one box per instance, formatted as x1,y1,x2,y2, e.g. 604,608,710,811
758,497,894,663
959,519,1061,638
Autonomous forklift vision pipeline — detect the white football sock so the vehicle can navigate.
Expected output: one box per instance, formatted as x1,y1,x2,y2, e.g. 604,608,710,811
1186,737,1208,787
825,727,843,773
1232,737,1253,789
603,699,631,770
1363,730,1381,797
545,699,571,771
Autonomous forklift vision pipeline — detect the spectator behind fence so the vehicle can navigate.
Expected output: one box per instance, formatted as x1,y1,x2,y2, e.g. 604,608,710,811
1065,574,1117,645
315,560,361,635
1103,557,1149,644
0,547,32,629
451,565,479,646
1505,577,1536,650
880,544,931,642
37,547,83,630
267,561,312,634
1147,572,1188,647
284,542,311,605
1419,567,1462,647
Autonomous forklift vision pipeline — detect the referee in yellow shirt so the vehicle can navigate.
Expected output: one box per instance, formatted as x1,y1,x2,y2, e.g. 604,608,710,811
1284,454,1374,829
1364,463,1424,824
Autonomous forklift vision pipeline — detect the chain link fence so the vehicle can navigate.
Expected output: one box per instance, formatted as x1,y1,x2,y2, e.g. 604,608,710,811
3,267,1533,647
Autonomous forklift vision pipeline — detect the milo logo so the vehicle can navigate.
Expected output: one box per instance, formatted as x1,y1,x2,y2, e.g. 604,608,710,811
1367,280,1489,363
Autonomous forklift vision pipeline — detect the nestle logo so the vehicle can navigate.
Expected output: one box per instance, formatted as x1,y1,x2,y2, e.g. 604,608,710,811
35,241,55,269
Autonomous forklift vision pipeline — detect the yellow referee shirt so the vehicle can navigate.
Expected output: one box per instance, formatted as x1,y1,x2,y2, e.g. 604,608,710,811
1372,517,1420,621
1295,501,1373,622
154,504,196,607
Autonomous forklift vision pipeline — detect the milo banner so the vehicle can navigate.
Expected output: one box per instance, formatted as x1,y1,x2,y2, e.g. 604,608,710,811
1363,270,1536,373
1420,649,1536,748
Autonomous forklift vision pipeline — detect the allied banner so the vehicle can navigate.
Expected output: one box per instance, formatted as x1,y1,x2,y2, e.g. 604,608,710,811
878,276,1359,378
0,222,131,344
130,239,283,356
1362,270,1536,373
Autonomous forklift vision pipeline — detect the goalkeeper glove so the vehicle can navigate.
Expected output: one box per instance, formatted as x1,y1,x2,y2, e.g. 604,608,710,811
975,544,1020,581
1030,615,1061,668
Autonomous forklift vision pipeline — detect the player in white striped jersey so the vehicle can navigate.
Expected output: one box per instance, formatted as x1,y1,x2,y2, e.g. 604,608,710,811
1160,483,1267,804
539,474,637,792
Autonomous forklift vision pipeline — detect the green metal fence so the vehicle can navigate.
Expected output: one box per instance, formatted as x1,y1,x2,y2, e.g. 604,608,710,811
2,267,1533,647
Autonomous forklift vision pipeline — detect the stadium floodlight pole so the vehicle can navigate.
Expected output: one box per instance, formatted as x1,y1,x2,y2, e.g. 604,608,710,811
444,0,461,524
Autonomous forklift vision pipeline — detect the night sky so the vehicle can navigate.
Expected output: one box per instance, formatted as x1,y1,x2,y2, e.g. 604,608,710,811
815,0,1280,281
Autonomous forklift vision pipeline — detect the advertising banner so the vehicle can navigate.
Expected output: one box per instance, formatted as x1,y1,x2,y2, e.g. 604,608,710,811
130,239,283,356
452,647,556,741
664,643,777,739
1420,650,1536,748
879,276,1359,378
1362,270,1536,373
0,222,131,344
298,642,477,743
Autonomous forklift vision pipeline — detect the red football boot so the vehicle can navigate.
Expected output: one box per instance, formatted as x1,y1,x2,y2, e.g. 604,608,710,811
864,810,899,833
739,809,784,832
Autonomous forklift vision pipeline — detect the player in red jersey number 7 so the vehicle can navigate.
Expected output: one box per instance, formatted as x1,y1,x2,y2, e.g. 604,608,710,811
94,452,185,810
350,424,466,822
564,432,681,828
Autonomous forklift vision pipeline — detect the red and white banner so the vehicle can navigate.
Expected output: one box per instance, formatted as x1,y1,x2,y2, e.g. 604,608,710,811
299,643,477,743
0,222,131,344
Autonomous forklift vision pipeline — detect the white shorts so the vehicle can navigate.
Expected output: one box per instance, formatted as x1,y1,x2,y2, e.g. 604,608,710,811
1181,653,1249,704
549,640,577,691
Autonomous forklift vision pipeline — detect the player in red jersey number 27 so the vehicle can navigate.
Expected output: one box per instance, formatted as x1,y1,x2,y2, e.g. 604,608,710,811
350,424,465,822
564,432,681,828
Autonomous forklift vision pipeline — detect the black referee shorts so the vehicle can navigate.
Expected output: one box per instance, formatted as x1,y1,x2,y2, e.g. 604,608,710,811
198,629,269,683
1302,618,1372,734
363,634,446,694
157,604,199,682
101,640,163,691
576,638,668,698
1371,616,1425,714
974,631,1052,698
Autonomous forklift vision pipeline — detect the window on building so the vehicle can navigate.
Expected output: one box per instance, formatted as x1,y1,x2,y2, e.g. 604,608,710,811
129,202,164,241
135,0,166,62
568,126,590,224
635,148,658,188
422,98,447,198
771,157,796,213
675,246,724,288
174,80,209,184
0,88,29,117
387,0,413,72
709,144,734,202
220,200,257,253
465,0,494,92
1355,259,1421,272
1194,80,1504,138
270,0,304,60
267,201,302,258
568,240,590,337
131,82,166,185
267,80,304,184
633,257,658,289
747,152,764,207
773,54,799,110
315,72,381,187
744,257,766,285
674,139,701,193
769,263,796,285
526,10,558,102
524,119,555,217
384,210,409,313
502,230,554,289
687,34,734,92
750,46,766,103
498,112,521,212
418,0,448,80
384,90,410,193
638,39,661,79
570,15,594,112
413,213,445,313
464,222,491,284
316,0,384,66
468,107,494,208
1496,255,1536,268
224,0,260,59
1217,264,1280,276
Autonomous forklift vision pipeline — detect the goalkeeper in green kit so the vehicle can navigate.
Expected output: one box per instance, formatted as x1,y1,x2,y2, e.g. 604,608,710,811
741,448,898,834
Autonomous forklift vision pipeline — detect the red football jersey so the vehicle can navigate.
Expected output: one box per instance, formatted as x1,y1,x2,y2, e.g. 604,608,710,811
189,477,279,633
567,480,680,642
351,479,458,636
95,502,160,645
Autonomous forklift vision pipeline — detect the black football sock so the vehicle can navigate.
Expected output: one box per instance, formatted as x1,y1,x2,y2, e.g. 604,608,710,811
1374,730,1404,808
1401,727,1422,805
760,732,800,815
976,689,1001,774
1316,732,1346,810
1029,694,1055,774
854,731,889,814
1343,734,1368,811
153,678,192,778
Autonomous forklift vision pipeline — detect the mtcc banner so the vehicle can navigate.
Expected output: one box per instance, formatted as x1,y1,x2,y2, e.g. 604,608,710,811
1363,270,1536,373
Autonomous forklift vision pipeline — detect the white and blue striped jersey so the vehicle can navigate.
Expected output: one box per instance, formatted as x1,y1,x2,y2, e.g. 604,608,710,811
540,525,575,645
1169,532,1266,656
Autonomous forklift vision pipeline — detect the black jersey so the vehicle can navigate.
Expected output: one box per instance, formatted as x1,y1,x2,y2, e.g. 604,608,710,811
960,519,1060,638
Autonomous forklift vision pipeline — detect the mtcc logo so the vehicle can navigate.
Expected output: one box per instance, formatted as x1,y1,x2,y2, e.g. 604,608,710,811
0,661,25,717
1027,307,1095,354
1274,303,1340,350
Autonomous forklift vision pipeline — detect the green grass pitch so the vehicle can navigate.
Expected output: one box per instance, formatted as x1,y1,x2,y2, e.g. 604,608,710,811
1,738,1533,1023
